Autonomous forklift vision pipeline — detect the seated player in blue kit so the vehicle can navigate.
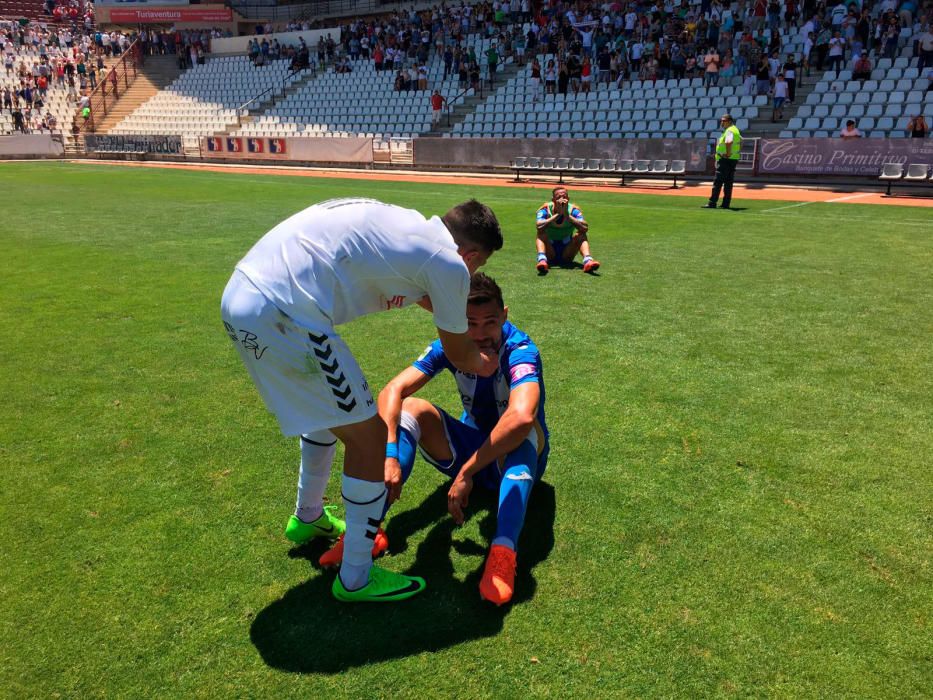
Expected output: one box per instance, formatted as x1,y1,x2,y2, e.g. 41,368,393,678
318,273,549,605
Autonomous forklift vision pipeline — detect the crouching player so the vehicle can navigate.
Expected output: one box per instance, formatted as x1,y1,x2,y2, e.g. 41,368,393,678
535,186,600,274
321,273,549,605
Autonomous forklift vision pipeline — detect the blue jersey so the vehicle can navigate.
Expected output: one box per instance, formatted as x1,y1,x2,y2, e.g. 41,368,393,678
413,321,549,445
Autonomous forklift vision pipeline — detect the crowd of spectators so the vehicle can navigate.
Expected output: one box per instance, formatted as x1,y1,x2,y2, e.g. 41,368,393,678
232,0,932,137
1,12,134,133
139,28,221,69
254,0,930,105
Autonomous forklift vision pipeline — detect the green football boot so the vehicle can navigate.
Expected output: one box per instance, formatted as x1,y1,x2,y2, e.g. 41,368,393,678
284,506,345,544
332,566,426,603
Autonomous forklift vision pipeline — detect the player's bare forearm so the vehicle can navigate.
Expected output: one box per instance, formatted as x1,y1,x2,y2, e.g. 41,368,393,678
416,295,433,312
571,217,588,233
438,329,498,376
378,366,431,443
377,382,405,444
458,383,539,479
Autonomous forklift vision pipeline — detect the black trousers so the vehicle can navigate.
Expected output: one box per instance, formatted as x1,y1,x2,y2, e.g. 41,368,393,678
709,157,738,207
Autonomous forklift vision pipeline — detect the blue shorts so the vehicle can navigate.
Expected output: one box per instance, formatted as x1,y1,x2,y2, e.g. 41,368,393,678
420,407,549,490
547,236,572,263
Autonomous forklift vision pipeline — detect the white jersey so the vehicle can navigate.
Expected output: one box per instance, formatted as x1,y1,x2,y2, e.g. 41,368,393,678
236,198,470,333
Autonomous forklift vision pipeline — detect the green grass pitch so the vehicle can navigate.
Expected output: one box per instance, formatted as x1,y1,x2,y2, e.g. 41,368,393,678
1,162,930,698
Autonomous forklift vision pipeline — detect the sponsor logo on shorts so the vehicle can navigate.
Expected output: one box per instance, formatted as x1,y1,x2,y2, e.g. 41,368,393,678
506,471,533,481
224,322,268,360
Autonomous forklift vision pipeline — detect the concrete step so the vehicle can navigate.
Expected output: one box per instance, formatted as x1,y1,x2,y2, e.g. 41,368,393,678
97,56,183,133
214,67,317,137
427,59,524,136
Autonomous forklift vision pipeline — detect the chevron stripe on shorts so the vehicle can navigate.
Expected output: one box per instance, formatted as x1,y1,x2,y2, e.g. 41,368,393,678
307,331,357,413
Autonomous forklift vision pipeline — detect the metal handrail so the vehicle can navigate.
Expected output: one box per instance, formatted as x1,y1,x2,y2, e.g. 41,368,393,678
444,78,485,127
74,38,143,135
229,65,307,128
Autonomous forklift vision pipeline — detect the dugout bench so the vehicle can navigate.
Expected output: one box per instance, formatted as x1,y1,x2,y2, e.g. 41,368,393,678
512,157,687,188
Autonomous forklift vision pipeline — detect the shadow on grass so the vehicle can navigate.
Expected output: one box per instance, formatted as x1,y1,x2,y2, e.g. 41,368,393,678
250,481,555,673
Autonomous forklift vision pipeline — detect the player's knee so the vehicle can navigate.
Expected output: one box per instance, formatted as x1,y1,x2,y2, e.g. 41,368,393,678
400,396,434,421
333,413,386,449
572,231,588,243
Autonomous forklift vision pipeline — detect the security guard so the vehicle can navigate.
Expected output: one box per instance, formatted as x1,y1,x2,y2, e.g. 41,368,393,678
704,113,742,210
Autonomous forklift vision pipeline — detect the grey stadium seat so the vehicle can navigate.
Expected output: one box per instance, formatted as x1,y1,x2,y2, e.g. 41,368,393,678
879,162,904,195
904,163,930,181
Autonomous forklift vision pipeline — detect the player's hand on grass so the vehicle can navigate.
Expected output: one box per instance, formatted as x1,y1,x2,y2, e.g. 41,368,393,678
448,475,473,525
385,457,404,504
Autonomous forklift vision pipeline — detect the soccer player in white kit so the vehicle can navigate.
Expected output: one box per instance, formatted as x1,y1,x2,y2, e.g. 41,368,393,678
221,198,502,602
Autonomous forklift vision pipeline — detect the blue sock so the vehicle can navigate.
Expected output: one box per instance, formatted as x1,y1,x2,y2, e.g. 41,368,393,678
381,426,418,519
398,426,417,484
492,441,537,551
537,252,547,262
582,255,593,264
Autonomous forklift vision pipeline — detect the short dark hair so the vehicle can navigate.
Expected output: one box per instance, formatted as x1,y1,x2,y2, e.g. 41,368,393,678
721,113,734,123
467,272,504,309
552,185,568,196
846,119,855,126
442,199,503,254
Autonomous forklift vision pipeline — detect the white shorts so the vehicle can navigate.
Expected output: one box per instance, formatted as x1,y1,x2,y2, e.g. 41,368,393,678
220,270,376,436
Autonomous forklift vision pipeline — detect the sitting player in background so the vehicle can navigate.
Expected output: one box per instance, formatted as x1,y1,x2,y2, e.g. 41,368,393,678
319,273,549,606
535,186,600,274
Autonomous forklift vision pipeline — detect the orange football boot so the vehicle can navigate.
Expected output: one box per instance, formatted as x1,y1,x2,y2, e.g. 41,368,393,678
318,528,389,568
479,544,517,606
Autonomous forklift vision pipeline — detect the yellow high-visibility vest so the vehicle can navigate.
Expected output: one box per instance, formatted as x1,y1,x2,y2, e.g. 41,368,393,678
716,124,742,161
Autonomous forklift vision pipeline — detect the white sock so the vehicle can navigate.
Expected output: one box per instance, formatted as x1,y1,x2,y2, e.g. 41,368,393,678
399,410,422,444
339,475,387,590
295,431,336,523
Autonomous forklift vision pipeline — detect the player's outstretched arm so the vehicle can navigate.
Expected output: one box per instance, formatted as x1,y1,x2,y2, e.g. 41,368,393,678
378,366,432,504
448,381,541,524
437,328,498,377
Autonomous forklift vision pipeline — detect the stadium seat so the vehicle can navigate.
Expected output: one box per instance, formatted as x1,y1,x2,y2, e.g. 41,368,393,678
617,159,634,173
879,162,904,194
904,163,930,181
634,160,651,174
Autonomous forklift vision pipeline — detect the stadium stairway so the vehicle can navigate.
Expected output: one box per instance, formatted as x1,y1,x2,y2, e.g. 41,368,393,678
97,56,183,134
742,70,828,138
213,68,321,137
427,59,524,136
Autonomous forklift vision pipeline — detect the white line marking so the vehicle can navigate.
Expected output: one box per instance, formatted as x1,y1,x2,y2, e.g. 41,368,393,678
760,201,816,212
826,193,874,203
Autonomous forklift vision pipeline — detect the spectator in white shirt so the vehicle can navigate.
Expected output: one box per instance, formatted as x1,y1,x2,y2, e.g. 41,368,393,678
771,73,788,120
839,120,863,138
